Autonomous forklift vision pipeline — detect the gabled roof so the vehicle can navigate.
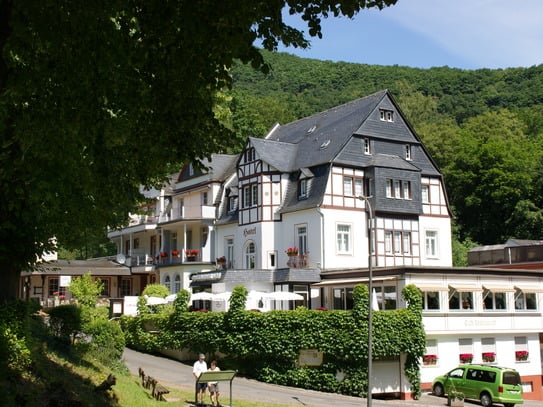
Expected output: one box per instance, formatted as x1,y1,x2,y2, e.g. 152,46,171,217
261,90,387,169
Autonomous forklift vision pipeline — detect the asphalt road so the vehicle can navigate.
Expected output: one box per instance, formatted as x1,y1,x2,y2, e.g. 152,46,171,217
122,348,541,407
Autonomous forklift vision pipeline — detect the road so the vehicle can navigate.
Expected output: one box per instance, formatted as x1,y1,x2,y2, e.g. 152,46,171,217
122,348,540,407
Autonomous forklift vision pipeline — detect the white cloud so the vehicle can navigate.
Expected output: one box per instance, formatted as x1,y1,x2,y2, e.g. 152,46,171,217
381,0,543,68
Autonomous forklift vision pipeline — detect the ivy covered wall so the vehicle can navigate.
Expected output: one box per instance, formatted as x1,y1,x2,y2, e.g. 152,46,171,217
120,284,425,398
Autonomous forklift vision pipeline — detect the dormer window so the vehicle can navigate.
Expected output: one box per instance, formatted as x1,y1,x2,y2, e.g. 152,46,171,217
228,195,237,213
299,179,308,198
380,109,394,122
363,137,371,155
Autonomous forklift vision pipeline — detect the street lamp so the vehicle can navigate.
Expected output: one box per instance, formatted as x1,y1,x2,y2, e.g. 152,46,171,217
358,195,374,407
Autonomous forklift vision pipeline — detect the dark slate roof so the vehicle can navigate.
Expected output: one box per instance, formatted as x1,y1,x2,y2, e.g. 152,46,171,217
278,164,330,214
263,90,386,170
200,154,238,182
30,259,131,276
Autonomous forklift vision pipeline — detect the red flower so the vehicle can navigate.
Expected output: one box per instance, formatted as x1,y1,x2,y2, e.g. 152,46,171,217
286,247,299,256
516,350,529,360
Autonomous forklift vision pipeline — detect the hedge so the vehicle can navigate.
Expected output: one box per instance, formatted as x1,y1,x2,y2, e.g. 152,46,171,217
120,284,425,398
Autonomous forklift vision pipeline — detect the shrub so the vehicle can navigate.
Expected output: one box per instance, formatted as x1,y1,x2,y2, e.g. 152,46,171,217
48,305,82,345
85,320,125,365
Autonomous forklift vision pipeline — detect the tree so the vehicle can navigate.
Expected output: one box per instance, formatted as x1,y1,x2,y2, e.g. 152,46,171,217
68,273,104,308
0,0,399,301
444,110,541,243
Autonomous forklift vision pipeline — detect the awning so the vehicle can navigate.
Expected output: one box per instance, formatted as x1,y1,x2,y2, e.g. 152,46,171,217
415,284,448,292
514,285,543,293
312,276,397,287
482,285,515,293
448,284,482,292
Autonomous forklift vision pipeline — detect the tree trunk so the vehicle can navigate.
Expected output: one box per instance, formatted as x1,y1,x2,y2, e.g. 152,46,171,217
0,265,22,302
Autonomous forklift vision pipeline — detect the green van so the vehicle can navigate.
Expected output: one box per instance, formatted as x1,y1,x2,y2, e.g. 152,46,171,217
432,364,523,407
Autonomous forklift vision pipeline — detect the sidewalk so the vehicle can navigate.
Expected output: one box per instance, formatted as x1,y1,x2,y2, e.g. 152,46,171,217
122,348,541,407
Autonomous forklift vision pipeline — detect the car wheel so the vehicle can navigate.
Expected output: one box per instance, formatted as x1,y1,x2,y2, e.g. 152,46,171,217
433,383,444,397
480,392,492,407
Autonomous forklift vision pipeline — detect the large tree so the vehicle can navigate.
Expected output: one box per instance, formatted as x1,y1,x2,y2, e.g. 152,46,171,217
0,0,398,300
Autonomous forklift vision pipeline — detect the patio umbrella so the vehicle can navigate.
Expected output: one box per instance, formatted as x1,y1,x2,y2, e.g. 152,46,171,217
212,292,232,301
165,294,178,302
372,289,380,311
262,291,304,301
190,292,216,302
146,296,169,305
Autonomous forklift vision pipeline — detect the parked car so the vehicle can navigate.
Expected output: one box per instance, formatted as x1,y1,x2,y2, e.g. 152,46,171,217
432,364,523,407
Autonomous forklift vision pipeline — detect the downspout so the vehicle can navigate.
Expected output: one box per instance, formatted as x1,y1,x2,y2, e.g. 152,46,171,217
317,207,325,270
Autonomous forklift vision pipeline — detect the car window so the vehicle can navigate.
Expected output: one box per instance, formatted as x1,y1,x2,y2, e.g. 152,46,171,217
503,372,521,385
449,368,464,378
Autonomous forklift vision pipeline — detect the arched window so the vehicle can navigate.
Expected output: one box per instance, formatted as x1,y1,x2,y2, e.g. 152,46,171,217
245,241,256,269
174,274,181,293
164,275,171,292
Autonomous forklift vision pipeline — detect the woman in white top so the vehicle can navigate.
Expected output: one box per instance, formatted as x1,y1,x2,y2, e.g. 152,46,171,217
208,360,221,407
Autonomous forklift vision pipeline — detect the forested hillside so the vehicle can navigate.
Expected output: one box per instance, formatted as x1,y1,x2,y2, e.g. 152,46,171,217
230,50,543,263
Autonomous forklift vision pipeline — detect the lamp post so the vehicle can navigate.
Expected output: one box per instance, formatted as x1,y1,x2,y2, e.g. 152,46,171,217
358,195,374,407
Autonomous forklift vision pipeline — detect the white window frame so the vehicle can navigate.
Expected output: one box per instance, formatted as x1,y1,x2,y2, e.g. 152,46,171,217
363,138,371,154
245,241,256,269
425,230,438,258
402,181,411,199
386,179,393,198
343,176,353,196
299,179,308,198
405,144,412,160
296,225,308,255
421,185,429,203
336,224,351,254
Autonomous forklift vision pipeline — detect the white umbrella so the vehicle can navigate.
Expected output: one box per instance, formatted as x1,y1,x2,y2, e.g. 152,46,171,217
146,296,168,305
213,292,232,301
372,289,380,311
262,291,304,301
190,292,216,302
165,294,178,302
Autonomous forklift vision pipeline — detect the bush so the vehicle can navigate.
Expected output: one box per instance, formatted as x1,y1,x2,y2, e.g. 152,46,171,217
85,320,125,365
48,305,82,345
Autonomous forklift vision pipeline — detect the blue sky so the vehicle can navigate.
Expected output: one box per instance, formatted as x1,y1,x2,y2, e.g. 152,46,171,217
275,0,543,70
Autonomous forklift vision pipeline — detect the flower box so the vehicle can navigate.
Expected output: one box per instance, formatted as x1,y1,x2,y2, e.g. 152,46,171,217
459,353,473,363
171,250,180,257
185,249,198,257
160,252,168,258
423,354,438,365
515,350,529,361
286,247,299,256
482,352,496,362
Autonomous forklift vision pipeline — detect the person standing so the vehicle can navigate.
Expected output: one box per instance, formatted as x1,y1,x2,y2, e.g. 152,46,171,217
208,360,221,407
193,353,208,406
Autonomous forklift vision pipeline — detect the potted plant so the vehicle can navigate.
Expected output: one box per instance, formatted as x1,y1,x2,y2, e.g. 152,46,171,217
482,352,496,363
459,353,473,363
422,354,438,365
448,390,464,407
515,350,529,361
171,249,180,257
216,256,226,269
160,252,168,258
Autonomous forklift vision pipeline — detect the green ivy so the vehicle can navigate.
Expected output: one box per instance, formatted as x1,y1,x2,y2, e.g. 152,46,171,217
121,284,425,398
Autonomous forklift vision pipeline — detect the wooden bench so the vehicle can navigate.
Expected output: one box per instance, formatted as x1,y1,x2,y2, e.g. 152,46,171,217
138,367,170,401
